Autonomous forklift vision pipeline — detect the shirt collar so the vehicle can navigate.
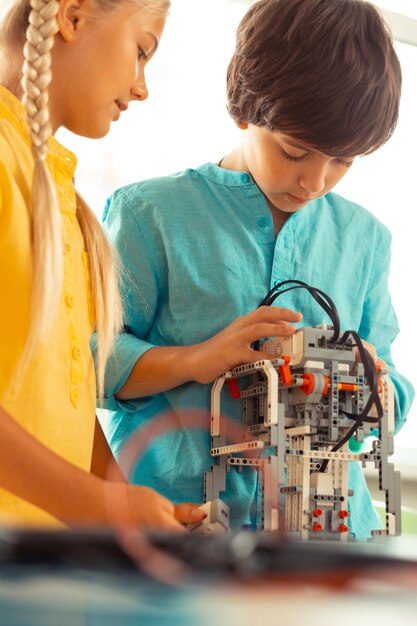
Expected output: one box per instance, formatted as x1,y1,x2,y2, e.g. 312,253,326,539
0,85,77,178
196,162,255,187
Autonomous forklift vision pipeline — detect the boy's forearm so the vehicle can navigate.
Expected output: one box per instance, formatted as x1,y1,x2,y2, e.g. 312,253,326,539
0,404,109,526
115,345,197,400
115,308,302,401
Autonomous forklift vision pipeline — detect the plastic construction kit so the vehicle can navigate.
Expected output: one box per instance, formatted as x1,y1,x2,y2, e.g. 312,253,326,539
201,281,400,541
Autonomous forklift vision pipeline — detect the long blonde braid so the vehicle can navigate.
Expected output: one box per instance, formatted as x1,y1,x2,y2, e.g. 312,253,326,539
16,0,62,383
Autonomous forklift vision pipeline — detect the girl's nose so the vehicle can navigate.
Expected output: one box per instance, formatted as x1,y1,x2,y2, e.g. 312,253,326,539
131,64,149,101
131,78,148,101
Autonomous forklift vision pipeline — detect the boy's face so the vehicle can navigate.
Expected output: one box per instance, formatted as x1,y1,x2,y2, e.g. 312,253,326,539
238,125,355,213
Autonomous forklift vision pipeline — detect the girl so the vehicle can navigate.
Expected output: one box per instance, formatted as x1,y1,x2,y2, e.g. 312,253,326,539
0,0,204,529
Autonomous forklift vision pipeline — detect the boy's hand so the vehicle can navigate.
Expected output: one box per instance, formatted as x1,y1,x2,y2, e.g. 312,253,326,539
187,306,302,384
355,339,388,371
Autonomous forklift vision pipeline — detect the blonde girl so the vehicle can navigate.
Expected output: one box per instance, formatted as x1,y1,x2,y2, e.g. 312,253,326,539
0,0,203,529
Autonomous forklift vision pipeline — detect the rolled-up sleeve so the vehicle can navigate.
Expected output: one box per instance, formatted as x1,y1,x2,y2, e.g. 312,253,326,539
93,190,161,411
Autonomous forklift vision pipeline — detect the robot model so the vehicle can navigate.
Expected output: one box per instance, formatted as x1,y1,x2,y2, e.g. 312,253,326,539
198,281,400,541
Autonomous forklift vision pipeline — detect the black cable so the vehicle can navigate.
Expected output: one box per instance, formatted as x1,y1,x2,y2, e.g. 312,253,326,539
259,280,340,343
319,330,383,472
256,281,384,472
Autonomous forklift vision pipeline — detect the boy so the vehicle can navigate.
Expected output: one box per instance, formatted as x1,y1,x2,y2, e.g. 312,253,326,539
98,0,414,539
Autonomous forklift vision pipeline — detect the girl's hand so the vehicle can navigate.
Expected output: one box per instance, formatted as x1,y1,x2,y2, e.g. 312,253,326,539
355,339,388,371
174,503,207,525
107,484,205,532
187,306,302,384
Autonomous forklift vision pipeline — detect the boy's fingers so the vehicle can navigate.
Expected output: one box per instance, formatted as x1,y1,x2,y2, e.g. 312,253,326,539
245,322,297,343
255,306,303,323
354,344,377,363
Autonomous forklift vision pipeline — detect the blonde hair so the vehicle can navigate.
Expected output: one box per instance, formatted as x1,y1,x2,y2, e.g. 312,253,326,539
4,0,169,398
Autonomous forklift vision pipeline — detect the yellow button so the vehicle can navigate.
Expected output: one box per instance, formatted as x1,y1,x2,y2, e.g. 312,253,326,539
65,294,75,308
71,387,80,405
72,346,81,359
63,242,72,254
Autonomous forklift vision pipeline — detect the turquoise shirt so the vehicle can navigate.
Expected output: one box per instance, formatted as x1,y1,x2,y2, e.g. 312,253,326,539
99,163,415,539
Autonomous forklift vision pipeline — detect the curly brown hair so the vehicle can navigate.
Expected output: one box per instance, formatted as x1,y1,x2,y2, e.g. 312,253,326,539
227,0,401,157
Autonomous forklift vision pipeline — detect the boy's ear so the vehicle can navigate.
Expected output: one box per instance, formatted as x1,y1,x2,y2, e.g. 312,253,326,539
236,121,249,130
56,0,90,42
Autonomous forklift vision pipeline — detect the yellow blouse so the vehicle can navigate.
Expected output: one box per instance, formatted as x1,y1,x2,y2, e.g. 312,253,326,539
0,86,96,526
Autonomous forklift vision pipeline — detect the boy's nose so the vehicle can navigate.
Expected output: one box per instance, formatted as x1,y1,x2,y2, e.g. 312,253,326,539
299,165,327,195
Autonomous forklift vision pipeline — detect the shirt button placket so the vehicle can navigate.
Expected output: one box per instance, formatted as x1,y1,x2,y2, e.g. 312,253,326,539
65,293,75,309
257,215,274,244
258,217,269,228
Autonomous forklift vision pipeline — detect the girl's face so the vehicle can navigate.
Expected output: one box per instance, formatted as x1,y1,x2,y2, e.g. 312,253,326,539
51,2,166,137
238,124,355,213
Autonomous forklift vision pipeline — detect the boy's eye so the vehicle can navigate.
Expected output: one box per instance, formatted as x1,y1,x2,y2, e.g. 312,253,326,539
334,158,353,168
282,150,353,168
282,150,306,163
137,47,148,61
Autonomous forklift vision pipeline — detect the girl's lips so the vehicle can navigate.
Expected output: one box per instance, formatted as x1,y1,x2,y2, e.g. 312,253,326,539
113,101,128,121
115,100,128,112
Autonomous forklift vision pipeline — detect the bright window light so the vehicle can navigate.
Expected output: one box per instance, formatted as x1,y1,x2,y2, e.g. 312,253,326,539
376,0,417,19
